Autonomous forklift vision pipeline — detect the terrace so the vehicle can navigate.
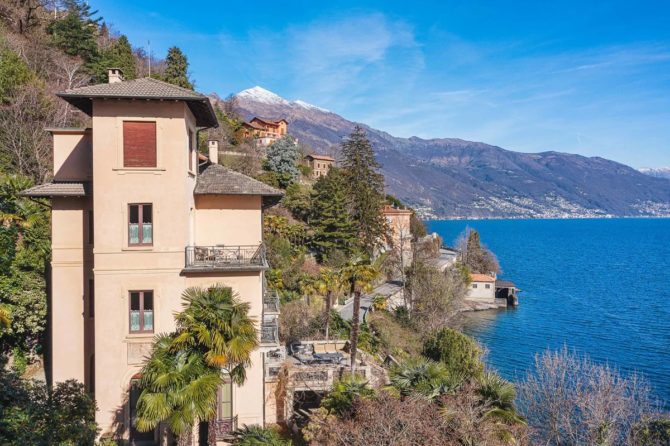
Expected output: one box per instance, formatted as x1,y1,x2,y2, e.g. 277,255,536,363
182,244,267,272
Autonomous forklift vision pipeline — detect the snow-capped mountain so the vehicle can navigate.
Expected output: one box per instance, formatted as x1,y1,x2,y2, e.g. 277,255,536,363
236,87,329,112
229,86,670,219
640,167,670,180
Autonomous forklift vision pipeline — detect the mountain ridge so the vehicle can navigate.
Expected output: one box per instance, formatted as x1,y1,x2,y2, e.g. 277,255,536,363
228,88,670,219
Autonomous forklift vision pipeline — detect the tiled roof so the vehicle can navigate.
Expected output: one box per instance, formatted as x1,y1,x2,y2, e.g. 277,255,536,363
306,153,335,161
470,273,496,282
20,182,89,197
251,117,287,125
57,78,217,128
195,164,283,197
242,121,266,130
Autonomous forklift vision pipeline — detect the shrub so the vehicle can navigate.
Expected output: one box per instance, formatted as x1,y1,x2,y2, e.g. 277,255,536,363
422,327,484,379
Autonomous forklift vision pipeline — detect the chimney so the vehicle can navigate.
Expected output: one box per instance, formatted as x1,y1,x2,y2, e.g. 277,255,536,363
208,140,219,165
108,68,124,84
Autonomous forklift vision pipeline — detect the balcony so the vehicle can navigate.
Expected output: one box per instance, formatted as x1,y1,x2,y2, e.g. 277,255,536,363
183,245,267,273
261,320,279,345
263,290,280,315
211,415,238,441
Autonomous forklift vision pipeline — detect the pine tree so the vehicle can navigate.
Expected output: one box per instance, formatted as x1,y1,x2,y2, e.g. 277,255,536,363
90,35,137,83
310,168,356,261
161,46,193,89
340,126,387,256
48,0,101,62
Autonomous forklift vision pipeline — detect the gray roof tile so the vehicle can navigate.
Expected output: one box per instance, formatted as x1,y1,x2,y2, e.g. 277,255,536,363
195,164,283,197
20,182,88,197
57,78,217,127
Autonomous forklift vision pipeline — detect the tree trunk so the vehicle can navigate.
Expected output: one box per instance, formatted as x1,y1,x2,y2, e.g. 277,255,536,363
324,291,332,340
178,428,192,446
350,289,361,374
208,416,217,446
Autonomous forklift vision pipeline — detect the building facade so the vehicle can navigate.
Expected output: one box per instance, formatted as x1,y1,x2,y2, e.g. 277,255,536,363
381,204,413,268
304,154,335,178
22,71,283,445
241,117,288,147
467,273,497,301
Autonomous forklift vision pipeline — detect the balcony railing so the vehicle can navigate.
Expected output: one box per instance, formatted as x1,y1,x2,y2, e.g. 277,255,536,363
263,290,280,315
184,245,266,271
261,320,279,345
211,415,238,440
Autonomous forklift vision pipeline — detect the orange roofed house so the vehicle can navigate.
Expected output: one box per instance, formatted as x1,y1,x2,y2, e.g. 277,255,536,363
241,117,288,147
21,69,284,445
304,153,335,178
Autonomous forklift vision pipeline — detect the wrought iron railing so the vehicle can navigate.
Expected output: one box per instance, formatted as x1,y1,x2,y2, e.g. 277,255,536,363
261,320,279,344
263,290,280,314
212,415,238,440
184,245,266,270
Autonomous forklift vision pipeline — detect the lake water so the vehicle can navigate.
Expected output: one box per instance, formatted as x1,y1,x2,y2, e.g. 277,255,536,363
426,218,670,405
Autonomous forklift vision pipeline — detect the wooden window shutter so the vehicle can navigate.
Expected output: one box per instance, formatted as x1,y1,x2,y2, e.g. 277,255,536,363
123,121,157,167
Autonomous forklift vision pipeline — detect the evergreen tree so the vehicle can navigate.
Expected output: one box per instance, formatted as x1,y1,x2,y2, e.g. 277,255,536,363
461,229,500,274
264,136,301,188
340,126,387,255
90,35,137,83
160,46,193,89
310,168,356,261
48,0,101,62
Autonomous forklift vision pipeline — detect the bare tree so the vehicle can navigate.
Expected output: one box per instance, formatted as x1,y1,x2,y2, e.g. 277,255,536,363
0,83,54,182
518,347,661,446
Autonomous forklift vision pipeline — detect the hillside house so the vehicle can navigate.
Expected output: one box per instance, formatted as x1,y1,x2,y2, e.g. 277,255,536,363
241,117,288,147
21,69,284,445
304,154,335,178
381,205,413,268
467,273,497,301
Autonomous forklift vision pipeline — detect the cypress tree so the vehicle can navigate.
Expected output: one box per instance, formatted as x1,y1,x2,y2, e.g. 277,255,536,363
161,46,193,89
340,126,387,256
310,168,356,261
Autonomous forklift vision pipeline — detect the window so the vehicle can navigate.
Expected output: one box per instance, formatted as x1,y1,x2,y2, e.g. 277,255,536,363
123,121,157,167
217,379,233,420
129,291,154,333
88,279,94,317
128,204,152,246
472,284,478,289
485,284,491,289
188,129,194,171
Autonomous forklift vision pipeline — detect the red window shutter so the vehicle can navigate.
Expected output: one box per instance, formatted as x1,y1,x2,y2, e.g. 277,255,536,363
123,121,157,167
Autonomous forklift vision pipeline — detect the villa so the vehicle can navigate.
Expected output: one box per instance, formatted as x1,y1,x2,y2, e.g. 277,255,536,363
21,69,284,445
304,153,335,178
241,117,288,147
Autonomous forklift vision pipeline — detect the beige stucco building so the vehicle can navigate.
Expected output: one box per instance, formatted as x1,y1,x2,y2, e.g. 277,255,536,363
22,70,283,445
304,154,335,178
467,273,497,301
381,204,413,268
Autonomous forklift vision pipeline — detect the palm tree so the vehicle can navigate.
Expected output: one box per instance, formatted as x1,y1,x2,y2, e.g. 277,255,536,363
136,334,221,446
231,424,292,445
321,376,374,416
341,258,379,372
390,358,463,400
476,372,525,425
172,285,259,385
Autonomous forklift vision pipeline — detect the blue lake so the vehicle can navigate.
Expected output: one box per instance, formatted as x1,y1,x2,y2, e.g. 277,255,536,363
426,218,670,405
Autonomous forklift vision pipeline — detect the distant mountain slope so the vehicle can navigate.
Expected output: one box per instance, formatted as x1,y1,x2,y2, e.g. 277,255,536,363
232,87,670,218
640,167,670,180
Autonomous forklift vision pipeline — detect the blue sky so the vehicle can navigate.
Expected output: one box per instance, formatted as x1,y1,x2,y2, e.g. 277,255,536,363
94,0,670,168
